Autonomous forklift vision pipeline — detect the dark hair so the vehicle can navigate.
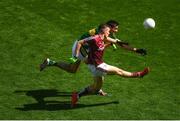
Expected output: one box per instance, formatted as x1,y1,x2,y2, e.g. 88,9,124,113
98,23,109,33
106,20,119,28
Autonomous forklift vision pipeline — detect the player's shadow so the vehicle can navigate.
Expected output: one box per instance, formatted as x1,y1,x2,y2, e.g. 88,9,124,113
14,89,119,111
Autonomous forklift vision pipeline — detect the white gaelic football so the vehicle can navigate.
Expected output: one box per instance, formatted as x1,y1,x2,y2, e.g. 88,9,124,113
143,18,155,29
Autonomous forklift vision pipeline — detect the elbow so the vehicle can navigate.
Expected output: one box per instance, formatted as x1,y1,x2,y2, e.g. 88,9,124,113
77,41,83,49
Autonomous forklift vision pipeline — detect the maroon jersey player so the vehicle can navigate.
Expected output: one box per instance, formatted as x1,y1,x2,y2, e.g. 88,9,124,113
71,24,150,107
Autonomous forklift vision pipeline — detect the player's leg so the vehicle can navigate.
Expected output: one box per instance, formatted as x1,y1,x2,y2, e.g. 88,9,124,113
76,64,108,98
78,76,105,96
71,76,105,107
71,64,108,107
54,60,81,73
40,41,83,73
39,58,80,73
89,76,107,95
97,63,150,78
105,65,133,77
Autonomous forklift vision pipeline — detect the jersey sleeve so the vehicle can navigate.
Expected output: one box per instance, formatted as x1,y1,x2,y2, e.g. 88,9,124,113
83,35,99,44
83,36,95,43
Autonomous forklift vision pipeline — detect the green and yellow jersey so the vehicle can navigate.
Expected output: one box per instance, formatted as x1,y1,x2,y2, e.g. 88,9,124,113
77,28,98,57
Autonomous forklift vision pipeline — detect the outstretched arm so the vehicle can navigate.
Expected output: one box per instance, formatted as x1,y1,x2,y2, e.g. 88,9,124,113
106,37,147,56
116,39,147,56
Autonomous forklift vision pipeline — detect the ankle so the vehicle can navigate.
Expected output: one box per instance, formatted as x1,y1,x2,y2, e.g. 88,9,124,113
131,72,141,77
48,59,56,66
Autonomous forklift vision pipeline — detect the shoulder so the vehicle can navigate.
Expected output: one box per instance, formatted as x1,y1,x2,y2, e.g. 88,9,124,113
84,35,100,42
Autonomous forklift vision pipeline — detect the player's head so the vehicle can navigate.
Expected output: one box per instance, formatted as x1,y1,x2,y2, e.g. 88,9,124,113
98,24,110,37
106,20,119,33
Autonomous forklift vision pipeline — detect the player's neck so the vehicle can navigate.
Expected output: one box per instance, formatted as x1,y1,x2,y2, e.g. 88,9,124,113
98,33,105,40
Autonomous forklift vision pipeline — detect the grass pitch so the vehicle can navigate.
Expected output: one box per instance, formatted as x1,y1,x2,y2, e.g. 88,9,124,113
0,0,179,119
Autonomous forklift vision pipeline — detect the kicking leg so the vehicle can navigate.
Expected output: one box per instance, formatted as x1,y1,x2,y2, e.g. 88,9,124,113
105,65,150,78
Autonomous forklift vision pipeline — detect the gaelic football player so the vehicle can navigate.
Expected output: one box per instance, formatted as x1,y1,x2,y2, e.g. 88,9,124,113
71,24,150,107
40,20,146,73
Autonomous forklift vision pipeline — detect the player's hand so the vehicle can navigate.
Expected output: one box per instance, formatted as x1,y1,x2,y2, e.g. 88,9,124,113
136,48,147,56
69,56,78,64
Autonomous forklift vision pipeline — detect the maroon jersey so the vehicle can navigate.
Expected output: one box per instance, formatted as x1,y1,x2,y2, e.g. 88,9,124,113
83,35,105,66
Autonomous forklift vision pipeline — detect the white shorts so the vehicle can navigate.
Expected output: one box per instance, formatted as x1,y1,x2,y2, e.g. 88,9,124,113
72,40,88,61
88,63,110,77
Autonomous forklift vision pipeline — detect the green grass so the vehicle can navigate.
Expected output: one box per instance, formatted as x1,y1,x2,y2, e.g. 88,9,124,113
0,0,179,119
